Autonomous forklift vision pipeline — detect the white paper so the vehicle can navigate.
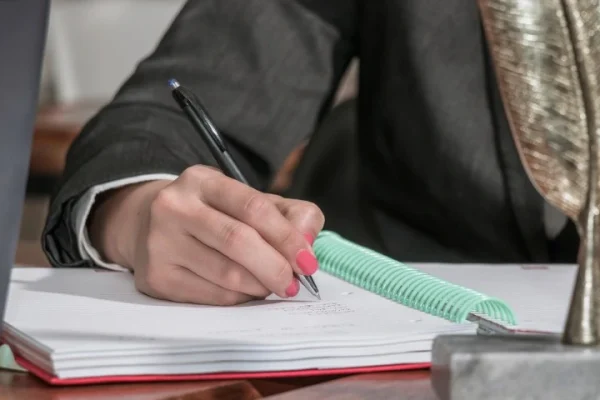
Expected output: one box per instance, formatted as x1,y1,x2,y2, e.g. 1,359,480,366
3,268,474,378
410,263,576,333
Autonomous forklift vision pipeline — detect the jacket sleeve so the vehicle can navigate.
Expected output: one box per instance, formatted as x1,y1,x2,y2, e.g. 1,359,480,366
42,0,357,268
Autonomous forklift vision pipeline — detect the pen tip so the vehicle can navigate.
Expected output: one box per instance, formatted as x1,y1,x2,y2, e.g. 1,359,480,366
316,293,321,300
167,79,180,89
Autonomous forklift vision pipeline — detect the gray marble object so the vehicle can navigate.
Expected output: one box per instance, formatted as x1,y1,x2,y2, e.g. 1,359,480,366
430,335,600,400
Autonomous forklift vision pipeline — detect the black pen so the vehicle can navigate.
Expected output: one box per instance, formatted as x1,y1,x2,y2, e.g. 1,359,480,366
168,79,320,300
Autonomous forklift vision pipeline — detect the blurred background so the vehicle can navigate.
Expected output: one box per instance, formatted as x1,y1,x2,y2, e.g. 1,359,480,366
20,0,358,266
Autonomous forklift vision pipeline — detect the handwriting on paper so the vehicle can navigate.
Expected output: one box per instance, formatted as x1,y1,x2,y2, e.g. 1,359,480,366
270,302,354,316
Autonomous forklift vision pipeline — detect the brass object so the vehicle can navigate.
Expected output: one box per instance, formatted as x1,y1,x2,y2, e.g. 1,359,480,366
478,0,600,345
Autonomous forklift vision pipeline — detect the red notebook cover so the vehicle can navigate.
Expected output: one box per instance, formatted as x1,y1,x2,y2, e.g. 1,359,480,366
14,353,430,386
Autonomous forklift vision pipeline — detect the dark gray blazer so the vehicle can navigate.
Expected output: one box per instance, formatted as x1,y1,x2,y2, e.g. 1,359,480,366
42,0,578,268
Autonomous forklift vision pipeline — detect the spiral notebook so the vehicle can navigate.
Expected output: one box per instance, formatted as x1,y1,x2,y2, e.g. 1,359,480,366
314,232,574,337
2,231,575,385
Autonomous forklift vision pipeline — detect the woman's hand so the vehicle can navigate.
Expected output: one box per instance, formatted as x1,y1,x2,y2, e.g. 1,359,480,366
88,165,325,305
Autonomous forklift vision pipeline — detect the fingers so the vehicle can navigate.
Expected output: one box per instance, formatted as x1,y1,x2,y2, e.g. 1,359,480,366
172,234,271,298
135,265,256,306
196,176,320,279
265,194,325,243
179,202,299,299
153,166,324,301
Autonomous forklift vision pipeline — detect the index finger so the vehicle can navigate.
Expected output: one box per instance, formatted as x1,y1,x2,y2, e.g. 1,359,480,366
265,194,325,244
199,177,319,277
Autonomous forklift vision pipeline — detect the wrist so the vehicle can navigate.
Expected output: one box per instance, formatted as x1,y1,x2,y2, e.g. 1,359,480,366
88,180,171,269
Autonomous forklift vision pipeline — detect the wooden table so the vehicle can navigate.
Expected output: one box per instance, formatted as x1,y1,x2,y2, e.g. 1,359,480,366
0,370,435,399
15,240,51,267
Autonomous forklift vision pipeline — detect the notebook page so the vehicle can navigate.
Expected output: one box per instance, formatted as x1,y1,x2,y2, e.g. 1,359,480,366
410,263,576,333
4,268,474,356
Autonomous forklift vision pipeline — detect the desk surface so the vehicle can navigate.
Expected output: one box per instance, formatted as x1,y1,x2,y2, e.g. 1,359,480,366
0,370,435,400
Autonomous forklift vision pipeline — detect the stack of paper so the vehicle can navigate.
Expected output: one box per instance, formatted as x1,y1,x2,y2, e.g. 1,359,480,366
2,268,474,381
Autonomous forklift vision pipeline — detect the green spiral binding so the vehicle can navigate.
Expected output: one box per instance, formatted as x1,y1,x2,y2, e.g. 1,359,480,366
313,231,517,325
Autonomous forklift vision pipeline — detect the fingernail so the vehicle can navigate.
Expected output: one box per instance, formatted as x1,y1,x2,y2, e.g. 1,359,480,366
296,249,318,275
304,233,314,246
285,279,300,297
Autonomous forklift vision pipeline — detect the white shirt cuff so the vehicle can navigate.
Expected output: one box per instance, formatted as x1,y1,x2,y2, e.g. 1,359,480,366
72,174,178,271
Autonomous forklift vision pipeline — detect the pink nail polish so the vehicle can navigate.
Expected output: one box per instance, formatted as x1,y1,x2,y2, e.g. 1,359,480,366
296,249,318,275
285,279,300,297
304,233,314,246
